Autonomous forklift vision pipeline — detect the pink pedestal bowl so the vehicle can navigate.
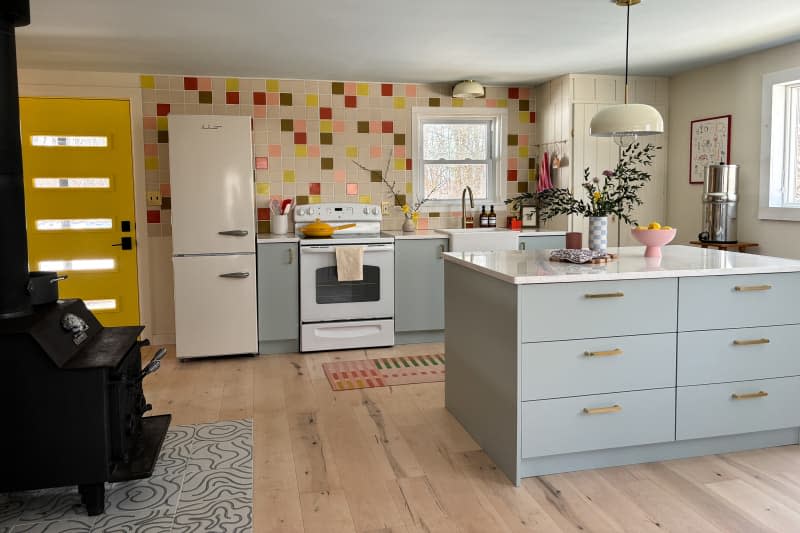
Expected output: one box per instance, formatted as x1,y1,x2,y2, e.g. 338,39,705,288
630,228,677,257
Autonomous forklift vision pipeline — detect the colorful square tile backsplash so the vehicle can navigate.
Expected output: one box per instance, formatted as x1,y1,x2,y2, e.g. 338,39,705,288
141,75,538,235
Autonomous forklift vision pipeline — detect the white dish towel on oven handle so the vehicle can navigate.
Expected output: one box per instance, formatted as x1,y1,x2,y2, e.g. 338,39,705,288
335,246,365,282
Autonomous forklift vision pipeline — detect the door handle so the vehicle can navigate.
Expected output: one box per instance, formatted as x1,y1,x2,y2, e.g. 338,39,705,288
584,292,624,299
584,348,623,357
734,284,772,292
438,244,446,259
583,404,622,415
733,338,770,346
219,272,250,279
218,230,249,237
111,237,133,250
731,391,768,400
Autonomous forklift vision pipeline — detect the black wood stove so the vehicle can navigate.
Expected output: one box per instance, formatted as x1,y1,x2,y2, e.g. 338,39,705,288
0,0,171,516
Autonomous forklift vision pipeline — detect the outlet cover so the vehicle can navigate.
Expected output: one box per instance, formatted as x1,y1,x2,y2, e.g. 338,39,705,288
381,201,391,215
147,191,162,207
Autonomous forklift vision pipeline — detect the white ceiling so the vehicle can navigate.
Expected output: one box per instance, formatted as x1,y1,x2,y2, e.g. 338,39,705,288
15,0,800,85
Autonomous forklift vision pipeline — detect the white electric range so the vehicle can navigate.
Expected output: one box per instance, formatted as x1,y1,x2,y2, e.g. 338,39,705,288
294,203,395,352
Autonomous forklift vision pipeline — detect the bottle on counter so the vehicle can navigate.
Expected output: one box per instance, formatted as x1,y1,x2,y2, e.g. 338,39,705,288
479,205,489,227
488,205,497,227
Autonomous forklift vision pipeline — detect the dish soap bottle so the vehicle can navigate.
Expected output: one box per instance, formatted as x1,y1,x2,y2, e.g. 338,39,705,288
488,205,497,227
479,206,489,227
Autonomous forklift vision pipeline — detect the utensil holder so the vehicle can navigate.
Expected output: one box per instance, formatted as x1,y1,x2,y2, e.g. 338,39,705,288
272,214,289,235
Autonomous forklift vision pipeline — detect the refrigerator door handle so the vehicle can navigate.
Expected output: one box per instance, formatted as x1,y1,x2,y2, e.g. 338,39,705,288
218,272,251,279
218,230,249,237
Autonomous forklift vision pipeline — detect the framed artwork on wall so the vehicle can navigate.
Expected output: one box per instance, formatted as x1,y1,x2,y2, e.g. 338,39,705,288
689,114,731,184
520,206,537,228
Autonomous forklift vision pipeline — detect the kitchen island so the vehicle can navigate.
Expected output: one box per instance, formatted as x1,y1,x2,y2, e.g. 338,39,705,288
443,245,800,485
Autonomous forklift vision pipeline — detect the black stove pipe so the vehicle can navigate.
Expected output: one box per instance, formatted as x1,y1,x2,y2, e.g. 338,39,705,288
0,0,31,319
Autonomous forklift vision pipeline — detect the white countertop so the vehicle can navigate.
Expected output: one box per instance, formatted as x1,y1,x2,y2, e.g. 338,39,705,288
433,228,567,237
383,230,446,240
256,233,300,243
444,245,800,284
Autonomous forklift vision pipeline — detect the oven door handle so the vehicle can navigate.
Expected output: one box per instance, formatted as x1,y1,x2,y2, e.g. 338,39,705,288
301,245,394,254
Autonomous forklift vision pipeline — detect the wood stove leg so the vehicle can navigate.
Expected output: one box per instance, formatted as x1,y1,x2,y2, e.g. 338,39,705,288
78,483,105,516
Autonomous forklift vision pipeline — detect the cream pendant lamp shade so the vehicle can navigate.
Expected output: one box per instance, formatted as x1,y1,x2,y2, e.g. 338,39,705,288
589,0,663,145
452,80,484,98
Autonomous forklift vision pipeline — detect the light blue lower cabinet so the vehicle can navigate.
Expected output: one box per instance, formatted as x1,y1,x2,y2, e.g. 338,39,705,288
518,235,566,250
257,242,299,354
676,376,800,441
521,388,676,458
394,238,447,344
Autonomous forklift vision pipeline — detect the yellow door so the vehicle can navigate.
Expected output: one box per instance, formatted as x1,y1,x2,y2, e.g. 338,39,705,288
20,98,140,326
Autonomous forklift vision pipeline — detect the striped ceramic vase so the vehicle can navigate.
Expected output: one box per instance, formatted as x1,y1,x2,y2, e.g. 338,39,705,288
588,216,608,255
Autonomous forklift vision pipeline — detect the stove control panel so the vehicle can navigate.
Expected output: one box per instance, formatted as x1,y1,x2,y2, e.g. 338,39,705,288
294,202,382,223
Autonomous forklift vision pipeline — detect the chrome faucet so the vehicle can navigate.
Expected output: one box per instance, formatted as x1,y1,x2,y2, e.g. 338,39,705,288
461,186,474,228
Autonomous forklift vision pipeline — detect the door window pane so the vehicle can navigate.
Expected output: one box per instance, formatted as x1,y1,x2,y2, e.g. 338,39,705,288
316,265,380,304
38,259,115,271
31,135,108,147
36,218,113,231
85,299,117,311
33,177,110,189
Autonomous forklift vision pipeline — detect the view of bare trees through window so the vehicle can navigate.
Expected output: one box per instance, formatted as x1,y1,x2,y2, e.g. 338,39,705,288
795,88,800,202
422,122,491,200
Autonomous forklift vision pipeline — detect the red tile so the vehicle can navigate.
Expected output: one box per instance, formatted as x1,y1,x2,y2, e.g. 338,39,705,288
183,77,198,90
406,158,412,170
530,112,536,123
309,182,321,195
226,92,239,104
381,83,393,96
253,91,267,105
255,156,268,169
381,121,393,133
319,107,332,119
156,103,170,116
345,95,357,108
294,132,307,145
508,87,520,99
147,210,160,223
257,207,271,221
507,169,518,181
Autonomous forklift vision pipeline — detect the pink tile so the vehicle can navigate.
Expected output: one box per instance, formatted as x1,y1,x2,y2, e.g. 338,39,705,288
395,146,406,157
333,120,345,133
369,121,380,133
485,99,497,108
144,143,158,157
143,117,157,130
370,146,382,158
508,158,518,170
344,82,357,95
253,106,266,118
334,169,346,182
198,78,212,91
294,119,306,132
519,87,530,99
309,182,321,195
159,183,171,196
308,145,321,157
519,134,529,146
267,93,280,106
268,144,282,157
346,183,359,195
405,84,417,97
255,156,268,169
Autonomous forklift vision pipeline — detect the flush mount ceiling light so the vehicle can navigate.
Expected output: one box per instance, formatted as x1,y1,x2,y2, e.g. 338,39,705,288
452,80,485,99
589,0,664,146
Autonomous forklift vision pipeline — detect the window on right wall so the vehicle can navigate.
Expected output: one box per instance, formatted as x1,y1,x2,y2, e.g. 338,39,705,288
760,66,800,220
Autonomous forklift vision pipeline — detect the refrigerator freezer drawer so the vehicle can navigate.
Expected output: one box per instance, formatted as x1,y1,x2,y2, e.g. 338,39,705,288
173,254,258,358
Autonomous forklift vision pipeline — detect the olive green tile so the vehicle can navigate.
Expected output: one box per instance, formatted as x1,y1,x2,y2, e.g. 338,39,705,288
370,170,382,182
198,91,212,104
508,134,518,146
321,157,334,170
428,212,440,218
157,130,169,143
258,221,269,234
280,119,294,132
320,132,333,145
519,99,530,111
357,121,369,133
394,194,406,206
295,195,310,205
280,92,293,106
429,98,440,107
332,82,344,95
518,182,529,193
393,133,405,146
529,157,537,168
161,197,171,210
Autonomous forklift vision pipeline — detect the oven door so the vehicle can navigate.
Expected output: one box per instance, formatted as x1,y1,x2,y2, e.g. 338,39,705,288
300,243,394,323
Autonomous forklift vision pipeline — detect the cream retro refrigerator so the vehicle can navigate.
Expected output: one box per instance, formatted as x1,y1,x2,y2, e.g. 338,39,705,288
168,115,257,359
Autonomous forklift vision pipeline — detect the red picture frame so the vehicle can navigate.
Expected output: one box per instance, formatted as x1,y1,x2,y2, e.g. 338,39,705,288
689,114,731,184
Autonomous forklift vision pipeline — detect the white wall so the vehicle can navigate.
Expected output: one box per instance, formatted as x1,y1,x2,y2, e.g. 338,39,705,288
667,41,800,259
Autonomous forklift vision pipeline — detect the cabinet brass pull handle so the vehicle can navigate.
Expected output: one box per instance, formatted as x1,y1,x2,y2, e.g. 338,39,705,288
733,338,770,346
583,404,622,415
584,348,623,357
520,241,526,250
731,391,768,400
288,248,294,264
734,284,772,292
584,292,624,299
439,244,446,259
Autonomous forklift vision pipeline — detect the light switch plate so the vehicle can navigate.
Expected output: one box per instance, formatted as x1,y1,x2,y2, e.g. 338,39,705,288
147,191,162,207
381,201,391,215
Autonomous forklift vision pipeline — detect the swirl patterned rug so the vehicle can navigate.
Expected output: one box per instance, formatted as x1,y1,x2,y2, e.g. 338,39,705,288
0,419,253,532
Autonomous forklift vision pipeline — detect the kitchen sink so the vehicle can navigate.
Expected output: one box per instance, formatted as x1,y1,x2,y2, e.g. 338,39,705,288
435,228,520,252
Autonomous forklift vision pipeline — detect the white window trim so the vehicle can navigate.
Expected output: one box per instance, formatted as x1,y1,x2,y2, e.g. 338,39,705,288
759,66,800,221
411,106,508,209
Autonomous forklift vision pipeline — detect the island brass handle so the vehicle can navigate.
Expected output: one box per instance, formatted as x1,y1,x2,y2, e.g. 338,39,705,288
584,348,623,357
583,405,622,415
733,338,770,346
731,391,768,400
584,292,624,299
734,284,772,292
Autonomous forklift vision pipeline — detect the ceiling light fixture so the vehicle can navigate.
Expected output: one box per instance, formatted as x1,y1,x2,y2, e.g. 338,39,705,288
452,80,485,99
589,0,663,146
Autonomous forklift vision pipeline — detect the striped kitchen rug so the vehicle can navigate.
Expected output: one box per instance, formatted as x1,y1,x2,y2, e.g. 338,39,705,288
323,354,445,390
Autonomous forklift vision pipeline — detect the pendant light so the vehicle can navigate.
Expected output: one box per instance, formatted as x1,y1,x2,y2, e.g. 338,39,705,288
452,80,485,99
589,0,663,146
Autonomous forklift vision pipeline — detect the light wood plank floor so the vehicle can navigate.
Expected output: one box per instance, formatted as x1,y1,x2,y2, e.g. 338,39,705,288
143,343,800,533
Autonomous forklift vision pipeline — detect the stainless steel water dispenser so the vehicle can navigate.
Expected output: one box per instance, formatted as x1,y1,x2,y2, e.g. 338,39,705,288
698,163,738,243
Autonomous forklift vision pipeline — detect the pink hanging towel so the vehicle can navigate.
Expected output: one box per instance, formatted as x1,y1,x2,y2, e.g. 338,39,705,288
538,151,553,192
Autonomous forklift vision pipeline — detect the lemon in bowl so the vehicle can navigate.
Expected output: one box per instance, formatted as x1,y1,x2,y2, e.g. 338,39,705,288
630,223,677,258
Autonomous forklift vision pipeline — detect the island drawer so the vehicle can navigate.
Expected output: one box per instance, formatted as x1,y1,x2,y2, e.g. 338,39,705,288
676,376,800,441
519,278,677,342
520,388,675,458
521,333,676,400
678,325,800,386
678,272,800,332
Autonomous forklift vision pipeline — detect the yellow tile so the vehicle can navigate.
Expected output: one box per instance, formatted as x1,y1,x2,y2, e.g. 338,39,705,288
518,111,530,124
306,94,319,107
226,78,239,91
320,120,332,133
497,99,508,108
393,97,405,109
140,75,155,89
519,146,529,158
528,169,537,180
359,195,372,204
452,98,464,107
357,83,370,96
144,156,159,170
295,145,308,157
393,158,405,171
283,170,295,183
406,182,413,194
309,195,321,204
156,117,168,131
256,182,270,195
266,79,280,93
345,146,358,158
